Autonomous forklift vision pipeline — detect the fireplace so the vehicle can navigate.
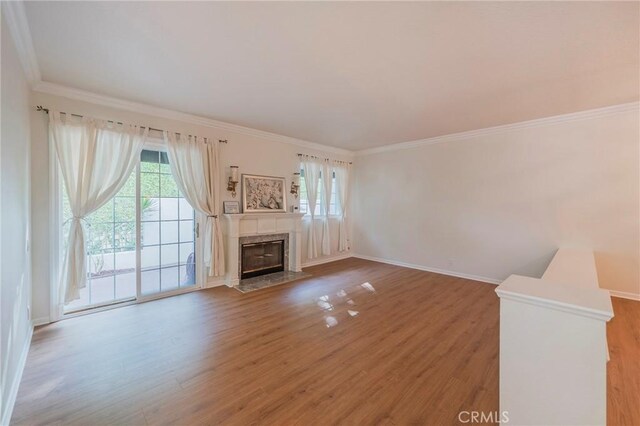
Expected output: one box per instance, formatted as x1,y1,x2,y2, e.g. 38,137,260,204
225,215,301,288
241,239,285,279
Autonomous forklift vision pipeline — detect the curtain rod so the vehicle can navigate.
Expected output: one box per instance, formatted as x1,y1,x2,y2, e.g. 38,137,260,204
35,106,228,144
297,153,352,164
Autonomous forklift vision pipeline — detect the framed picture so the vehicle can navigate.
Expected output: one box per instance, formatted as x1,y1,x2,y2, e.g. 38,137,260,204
241,174,287,213
223,201,240,214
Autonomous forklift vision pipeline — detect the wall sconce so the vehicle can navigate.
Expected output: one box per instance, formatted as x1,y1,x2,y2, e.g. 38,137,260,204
290,172,300,198
227,166,239,197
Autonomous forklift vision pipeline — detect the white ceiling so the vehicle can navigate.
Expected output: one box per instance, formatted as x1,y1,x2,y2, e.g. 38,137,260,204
24,1,639,151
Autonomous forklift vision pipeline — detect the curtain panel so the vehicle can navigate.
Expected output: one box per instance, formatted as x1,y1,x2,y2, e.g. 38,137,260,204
300,155,322,259
165,132,225,277
321,159,333,256
50,110,147,307
334,160,351,252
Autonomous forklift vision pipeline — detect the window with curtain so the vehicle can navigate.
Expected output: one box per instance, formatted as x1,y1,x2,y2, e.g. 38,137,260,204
299,168,338,216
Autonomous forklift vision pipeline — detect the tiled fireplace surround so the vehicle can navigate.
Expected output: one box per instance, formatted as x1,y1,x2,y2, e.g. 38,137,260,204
223,213,304,287
238,233,289,279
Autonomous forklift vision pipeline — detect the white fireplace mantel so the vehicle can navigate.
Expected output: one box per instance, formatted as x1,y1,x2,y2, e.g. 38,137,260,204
223,213,304,287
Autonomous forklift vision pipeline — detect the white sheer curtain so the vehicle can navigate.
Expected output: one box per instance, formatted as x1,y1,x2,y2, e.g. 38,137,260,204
320,159,333,256
301,155,322,259
50,110,147,306
165,132,225,277
334,160,351,252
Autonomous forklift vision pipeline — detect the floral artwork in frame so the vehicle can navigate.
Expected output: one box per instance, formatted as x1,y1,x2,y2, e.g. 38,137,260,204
241,174,287,213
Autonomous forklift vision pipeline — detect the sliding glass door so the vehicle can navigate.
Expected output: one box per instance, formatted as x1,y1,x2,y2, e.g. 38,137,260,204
62,171,138,311
62,146,200,313
139,149,197,297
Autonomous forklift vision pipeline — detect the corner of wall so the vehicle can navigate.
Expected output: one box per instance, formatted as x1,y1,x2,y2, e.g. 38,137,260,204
1,7,36,424
0,324,33,426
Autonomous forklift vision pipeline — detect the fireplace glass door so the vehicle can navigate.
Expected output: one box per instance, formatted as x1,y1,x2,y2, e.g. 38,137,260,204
241,240,285,279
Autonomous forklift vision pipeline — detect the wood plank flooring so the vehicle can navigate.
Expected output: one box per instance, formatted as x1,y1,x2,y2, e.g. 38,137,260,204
10,258,639,425
606,296,640,426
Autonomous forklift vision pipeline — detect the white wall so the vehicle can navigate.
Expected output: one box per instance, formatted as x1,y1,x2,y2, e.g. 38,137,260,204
1,9,33,423
30,90,353,323
353,106,640,297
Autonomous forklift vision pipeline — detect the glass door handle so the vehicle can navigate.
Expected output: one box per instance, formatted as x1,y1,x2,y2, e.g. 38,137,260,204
195,223,200,238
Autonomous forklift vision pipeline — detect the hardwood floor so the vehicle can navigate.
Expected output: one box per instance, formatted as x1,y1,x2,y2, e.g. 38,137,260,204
607,297,640,426
10,258,639,425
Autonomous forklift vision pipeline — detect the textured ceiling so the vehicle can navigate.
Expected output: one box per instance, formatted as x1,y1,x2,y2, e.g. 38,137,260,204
25,1,639,150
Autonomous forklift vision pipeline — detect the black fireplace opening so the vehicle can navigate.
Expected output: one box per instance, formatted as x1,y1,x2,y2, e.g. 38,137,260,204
241,240,285,279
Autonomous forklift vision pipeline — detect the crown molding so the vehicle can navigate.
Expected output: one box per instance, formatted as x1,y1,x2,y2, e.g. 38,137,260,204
4,1,351,156
28,85,640,160
32,80,354,157
355,101,640,157
5,0,636,159
2,0,41,84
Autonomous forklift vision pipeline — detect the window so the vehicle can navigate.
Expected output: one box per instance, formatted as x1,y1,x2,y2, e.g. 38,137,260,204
299,168,338,216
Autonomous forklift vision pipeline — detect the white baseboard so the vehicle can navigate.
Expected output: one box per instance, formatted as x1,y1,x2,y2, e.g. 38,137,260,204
609,290,640,301
204,278,228,289
1,323,33,426
351,254,640,298
32,316,50,327
351,253,503,285
302,251,353,268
